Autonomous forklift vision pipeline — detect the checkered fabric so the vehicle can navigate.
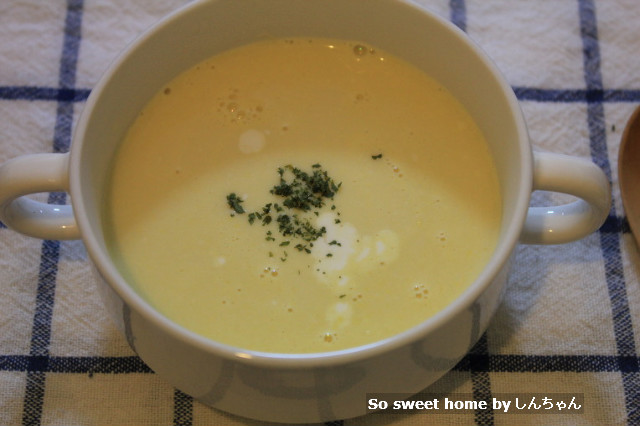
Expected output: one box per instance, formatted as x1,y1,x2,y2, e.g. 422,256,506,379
0,1,638,425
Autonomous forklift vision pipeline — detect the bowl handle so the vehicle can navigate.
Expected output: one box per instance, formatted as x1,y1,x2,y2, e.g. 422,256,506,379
0,153,79,240
520,151,611,245
0,151,611,244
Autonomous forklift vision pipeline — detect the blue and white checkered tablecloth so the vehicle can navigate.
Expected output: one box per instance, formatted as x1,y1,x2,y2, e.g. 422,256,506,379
1,1,639,425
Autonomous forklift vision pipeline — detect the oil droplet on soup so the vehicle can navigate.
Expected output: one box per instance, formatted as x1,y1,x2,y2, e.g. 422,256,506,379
105,38,501,353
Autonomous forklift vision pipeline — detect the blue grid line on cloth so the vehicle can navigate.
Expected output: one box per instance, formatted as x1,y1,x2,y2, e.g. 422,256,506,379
0,355,152,374
447,5,496,425
449,0,466,32
579,2,640,426
456,353,639,373
2,353,638,376
468,335,494,426
23,240,58,426
174,390,195,426
514,87,640,103
5,86,640,106
22,0,82,424
0,1,638,426
0,86,91,103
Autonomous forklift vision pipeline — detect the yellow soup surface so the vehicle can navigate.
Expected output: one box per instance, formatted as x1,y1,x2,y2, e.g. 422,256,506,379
105,38,502,353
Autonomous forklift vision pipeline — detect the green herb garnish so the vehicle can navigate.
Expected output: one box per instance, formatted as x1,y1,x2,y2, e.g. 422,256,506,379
271,164,341,211
226,164,342,260
226,193,245,214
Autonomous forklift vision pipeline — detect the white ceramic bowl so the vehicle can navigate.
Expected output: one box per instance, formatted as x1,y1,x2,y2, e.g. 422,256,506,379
0,0,610,423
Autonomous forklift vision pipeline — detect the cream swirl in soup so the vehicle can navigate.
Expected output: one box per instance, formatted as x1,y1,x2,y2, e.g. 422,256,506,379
105,38,501,353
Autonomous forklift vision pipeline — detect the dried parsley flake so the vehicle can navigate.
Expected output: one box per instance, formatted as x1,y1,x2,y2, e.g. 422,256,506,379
226,193,245,214
226,164,342,259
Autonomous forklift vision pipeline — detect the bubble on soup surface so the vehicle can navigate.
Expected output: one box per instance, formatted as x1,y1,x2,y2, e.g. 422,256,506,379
353,44,374,56
413,283,429,299
323,332,334,343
